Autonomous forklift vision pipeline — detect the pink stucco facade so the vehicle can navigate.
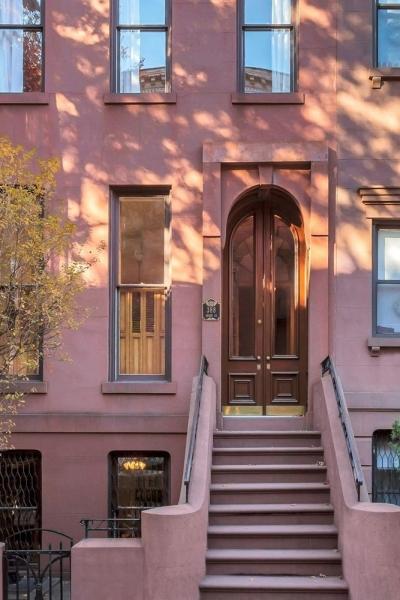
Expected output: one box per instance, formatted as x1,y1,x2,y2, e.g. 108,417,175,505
1,0,400,597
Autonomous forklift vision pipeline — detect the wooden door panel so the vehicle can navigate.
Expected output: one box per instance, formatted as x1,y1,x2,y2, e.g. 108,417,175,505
228,373,258,405
270,371,299,405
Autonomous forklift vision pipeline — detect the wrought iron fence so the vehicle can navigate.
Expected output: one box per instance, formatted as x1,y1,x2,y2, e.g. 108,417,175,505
372,430,400,506
4,529,72,600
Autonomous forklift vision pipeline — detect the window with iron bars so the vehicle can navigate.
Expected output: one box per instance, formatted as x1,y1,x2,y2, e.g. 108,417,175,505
109,452,169,538
372,430,400,506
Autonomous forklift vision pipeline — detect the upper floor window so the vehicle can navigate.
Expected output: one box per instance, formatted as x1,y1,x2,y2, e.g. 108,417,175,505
114,0,170,93
373,224,400,336
112,191,171,380
239,0,295,93
0,0,44,93
376,1,400,67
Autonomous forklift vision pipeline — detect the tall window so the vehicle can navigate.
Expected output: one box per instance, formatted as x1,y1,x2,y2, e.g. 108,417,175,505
109,452,169,537
372,431,400,506
114,0,170,93
112,192,170,379
373,224,400,336
240,0,294,93
376,1,400,67
0,0,44,93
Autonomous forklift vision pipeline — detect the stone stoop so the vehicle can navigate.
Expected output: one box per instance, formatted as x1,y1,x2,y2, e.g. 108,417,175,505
199,430,349,599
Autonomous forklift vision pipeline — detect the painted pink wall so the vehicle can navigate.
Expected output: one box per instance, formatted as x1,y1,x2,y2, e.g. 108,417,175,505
10,432,185,542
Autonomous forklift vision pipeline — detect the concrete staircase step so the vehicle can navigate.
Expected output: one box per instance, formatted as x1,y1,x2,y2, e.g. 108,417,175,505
208,503,334,526
200,575,348,599
207,524,338,550
211,464,327,484
206,548,343,576
210,482,330,504
213,431,321,448
213,446,325,465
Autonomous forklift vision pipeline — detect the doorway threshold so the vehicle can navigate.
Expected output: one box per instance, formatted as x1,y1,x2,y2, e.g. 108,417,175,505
222,415,308,431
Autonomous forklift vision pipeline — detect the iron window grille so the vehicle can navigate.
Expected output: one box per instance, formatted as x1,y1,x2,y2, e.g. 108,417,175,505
372,430,400,506
0,0,44,93
113,0,171,93
109,452,169,538
0,450,42,549
239,0,296,93
375,1,400,68
372,222,400,337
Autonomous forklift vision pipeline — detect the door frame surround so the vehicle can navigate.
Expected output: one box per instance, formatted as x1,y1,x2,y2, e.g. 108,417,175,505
201,141,330,419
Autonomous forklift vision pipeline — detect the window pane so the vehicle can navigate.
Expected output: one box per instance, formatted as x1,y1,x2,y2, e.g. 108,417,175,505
244,30,291,93
230,215,255,357
0,0,41,26
378,10,400,67
0,29,42,92
110,453,168,537
119,0,165,25
119,30,167,93
119,289,166,375
120,197,165,285
377,229,400,280
23,30,42,91
0,29,23,91
273,216,297,355
244,0,291,24
377,283,400,334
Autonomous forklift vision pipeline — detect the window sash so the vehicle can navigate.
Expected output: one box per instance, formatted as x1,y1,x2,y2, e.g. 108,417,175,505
111,192,171,381
0,0,44,93
373,223,400,336
239,0,296,93
113,0,170,93
376,2,400,67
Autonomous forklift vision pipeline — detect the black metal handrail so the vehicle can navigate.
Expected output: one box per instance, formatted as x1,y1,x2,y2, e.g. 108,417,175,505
183,355,209,503
321,356,365,501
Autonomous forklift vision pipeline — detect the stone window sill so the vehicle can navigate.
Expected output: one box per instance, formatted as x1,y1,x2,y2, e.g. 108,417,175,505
368,336,400,356
104,92,177,105
0,381,47,394
0,93,49,105
369,69,400,89
101,381,177,394
231,92,305,105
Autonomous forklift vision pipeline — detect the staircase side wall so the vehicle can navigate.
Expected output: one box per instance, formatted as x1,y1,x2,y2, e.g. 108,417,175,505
314,377,400,600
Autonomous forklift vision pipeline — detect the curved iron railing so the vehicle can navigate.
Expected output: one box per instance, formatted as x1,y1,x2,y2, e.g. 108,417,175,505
183,355,209,503
321,356,365,501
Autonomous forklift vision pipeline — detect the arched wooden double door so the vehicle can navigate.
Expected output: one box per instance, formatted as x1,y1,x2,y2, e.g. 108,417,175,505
222,191,307,416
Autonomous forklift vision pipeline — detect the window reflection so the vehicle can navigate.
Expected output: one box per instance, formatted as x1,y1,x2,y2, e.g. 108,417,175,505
230,215,255,357
273,216,297,355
